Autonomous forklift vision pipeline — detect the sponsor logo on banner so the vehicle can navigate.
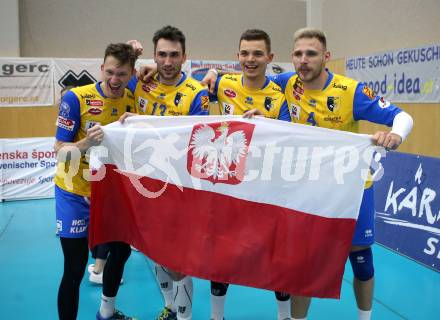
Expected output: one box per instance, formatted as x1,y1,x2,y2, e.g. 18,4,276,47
138,97,148,112
86,99,104,107
224,89,236,98
187,121,255,185
327,96,340,112
58,70,96,88
271,64,284,74
57,116,75,131
290,104,301,120
222,102,234,115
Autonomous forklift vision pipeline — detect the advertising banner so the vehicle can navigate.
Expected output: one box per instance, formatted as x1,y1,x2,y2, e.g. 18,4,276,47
0,138,56,200
375,152,440,271
0,58,54,107
346,43,440,103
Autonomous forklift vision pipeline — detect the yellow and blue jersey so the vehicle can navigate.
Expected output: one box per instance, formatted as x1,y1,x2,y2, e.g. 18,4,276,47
54,82,135,196
212,74,291,121
270,70,402,131
128,72,209,116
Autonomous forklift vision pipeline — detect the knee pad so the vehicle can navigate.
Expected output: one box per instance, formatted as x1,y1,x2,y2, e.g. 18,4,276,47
349,247,374,281
211,281,229,296
275,291,290,301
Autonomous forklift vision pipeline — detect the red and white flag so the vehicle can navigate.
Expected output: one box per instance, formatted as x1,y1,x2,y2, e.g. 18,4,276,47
88,115,374,298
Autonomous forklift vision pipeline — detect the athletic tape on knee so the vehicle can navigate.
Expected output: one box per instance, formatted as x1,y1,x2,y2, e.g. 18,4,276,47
349,247,374,281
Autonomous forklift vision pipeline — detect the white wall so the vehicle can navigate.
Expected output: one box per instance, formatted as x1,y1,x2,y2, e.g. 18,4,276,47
322,0,440,59
19,0,306,61
0,0,20,56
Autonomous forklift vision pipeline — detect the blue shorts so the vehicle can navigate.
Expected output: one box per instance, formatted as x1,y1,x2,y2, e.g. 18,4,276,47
55,185,90,238
352,186,375,246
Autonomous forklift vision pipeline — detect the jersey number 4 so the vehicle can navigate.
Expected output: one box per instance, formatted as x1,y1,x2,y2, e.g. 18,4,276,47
306,112,317,126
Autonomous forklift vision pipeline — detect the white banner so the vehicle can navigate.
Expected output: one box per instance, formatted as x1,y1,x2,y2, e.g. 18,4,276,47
0,138,56,200
345,43,440,103
53,58,101,102
0,58,54,107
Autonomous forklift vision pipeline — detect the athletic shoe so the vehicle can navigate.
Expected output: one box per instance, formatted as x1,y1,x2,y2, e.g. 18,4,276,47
96,309,137,319
89,270,124,285
156,307,177,320
88,263,95,274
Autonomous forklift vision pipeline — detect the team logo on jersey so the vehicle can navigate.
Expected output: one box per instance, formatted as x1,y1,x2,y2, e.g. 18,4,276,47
187,121,255,185
158,93,166,99
222,102,234,115
56,116,75,131
290,104,301,120
111,108,118,116
224,88,237,98
138,97,148,113
85,121,100,130
378,97,391,109
59,102,70,117
327,96,340,112
264,97,274,111
245,96,253,105
174,92,185,106
201,95,209,110
308,99,317,107
88,107,103,115
362,86,376,100
142,81,158,93
86,99,104,107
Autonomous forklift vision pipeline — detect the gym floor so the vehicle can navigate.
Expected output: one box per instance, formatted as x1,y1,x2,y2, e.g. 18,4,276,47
0,198,438,319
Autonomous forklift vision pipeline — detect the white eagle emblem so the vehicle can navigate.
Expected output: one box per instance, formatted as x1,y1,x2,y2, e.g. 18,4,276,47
189,122,248,180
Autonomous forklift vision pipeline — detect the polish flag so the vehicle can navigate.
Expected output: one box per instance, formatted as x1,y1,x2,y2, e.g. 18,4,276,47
89,115,374,298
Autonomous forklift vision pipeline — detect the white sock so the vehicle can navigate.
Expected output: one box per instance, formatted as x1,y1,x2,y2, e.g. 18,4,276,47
277,297,291,320
155,264,175,311
358,308,372,320
174,276,193,320
211,294,226,320
99,294,115,318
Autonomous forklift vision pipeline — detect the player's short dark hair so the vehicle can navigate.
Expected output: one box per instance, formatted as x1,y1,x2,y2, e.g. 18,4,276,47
104,43,137,69
153,25,186,54
293,28,327,50
239,29,271,53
